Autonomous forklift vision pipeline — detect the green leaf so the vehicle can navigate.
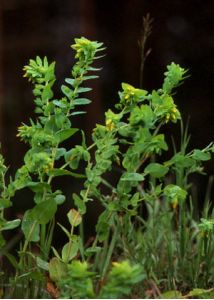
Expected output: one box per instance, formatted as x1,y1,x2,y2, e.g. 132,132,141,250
117,173,142,194
85,246,101,257
129,105,155,128
41,84,53,102
51,246,61,260
77,87,92,93
96,210,113,242
121,173,145,181
73,193,86,215
186,288,214,298
44,115,58,133
36,56,42,66
166,153,194,168
161,290,183,299
45,61,56,81
70,111,86,116
2,219,21,231
33,192,44,204
48,257,67,282
151,90,162,106
145,163,169,178
64,146,89,170
67,209,82,227
83,75,98,80
55,112,66,128
55,148,66,160
65,78,75,86
26,182,51,193
53,100,67,108
36,257,49,271
61,85,73,99
130,192,141,207
73,98,91,105
30,199,57,225
147,134,168,153
61,239,79,262
88,66,102,72
54,194,66,205
55,128,78,143
21,211,40,242
64,148,81,170
192,149,211,161
0,199,11,209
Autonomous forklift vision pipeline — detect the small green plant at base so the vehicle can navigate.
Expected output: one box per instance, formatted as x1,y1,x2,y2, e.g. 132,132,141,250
55,260,144,299
0,35,213,298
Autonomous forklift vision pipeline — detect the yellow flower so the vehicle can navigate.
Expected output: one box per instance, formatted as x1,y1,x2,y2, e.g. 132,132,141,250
105,119,115,131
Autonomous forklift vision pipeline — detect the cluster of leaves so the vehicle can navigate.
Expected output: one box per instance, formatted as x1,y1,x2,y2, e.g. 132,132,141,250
65,52,214,297
15,37,106,251
0,36,214,299
49,260,143,299
72,60,213,250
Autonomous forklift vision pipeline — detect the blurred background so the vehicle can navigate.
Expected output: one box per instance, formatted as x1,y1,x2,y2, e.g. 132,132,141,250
0,0,214,238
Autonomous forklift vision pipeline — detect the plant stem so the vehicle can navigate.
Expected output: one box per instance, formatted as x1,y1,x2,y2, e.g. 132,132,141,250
79,218,85,261
179,202,186,266
22,221,38,254
101,177,115,192
40,224,46,256
139,14,153,88
42,217,55,260
101,224,118,280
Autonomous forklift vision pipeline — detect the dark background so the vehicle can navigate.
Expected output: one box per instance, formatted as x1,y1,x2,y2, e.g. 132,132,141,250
0,0,214,234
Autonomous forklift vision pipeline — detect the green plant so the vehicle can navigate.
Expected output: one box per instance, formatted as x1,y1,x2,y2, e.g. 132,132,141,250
54,260,144,299
0,35,214,299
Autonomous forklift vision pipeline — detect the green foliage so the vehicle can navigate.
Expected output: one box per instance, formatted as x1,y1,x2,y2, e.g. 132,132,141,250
99,261,144,299
161,290,183,299
53,260,143,299
49,257,67,282
163,184,187,207
145,162,169,178
0,36,214,299
17,37,104,249
162,62,188,94
198,218,214,233
58,260,95,299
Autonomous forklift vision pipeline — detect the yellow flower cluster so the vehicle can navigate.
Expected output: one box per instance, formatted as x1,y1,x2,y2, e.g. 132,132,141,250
165,107,180,123
105,119,115,131
71,38,91,59
123,85,138,102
